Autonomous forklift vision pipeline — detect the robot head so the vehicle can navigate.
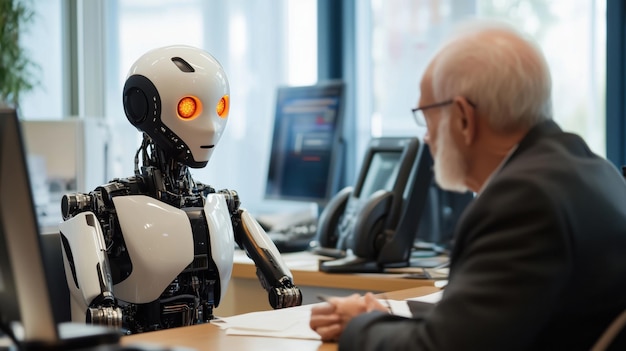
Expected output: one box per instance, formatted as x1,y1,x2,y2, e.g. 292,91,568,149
122,45,230,168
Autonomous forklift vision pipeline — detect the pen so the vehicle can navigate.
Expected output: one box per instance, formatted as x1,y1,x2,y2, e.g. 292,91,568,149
317,294,334,303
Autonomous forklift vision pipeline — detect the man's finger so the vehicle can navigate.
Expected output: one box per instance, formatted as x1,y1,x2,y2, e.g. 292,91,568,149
310,313,341,329
311,302,337,314
315,323,343,342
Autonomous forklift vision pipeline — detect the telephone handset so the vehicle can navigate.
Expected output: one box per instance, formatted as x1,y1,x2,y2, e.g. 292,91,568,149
312,137,429,272
313,186,353,250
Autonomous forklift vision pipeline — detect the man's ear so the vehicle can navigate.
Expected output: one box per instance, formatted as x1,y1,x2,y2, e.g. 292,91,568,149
454,96,476,145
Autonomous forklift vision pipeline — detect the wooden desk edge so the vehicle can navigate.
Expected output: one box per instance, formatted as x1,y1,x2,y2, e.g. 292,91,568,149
232,260,436,291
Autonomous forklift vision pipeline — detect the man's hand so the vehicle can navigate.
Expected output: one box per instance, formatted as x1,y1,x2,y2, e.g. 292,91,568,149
309,293,388,342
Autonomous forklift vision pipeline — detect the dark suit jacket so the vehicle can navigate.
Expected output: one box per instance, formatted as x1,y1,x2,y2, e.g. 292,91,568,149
340,120,626,351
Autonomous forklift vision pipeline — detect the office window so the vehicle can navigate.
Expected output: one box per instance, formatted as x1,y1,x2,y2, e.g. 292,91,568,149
360,0,606,157
18,0,64,120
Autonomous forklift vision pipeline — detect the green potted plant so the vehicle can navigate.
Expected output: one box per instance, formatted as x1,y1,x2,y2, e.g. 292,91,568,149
0,0,39,108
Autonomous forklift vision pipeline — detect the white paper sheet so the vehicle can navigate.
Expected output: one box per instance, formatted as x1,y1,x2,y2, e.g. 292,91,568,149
211,304,321,340
384,291,443,317
211,291,444,340
406,290,444,304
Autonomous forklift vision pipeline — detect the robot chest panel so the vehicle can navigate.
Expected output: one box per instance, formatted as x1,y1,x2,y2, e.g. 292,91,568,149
112,195,197,303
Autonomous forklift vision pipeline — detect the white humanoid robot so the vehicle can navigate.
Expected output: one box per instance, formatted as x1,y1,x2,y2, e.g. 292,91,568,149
58,45,302,334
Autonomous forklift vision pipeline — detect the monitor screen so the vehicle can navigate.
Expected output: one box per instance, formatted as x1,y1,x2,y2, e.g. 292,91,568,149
355,151,403,199
0,190,20,328
264,81,345,205
0,108,58,343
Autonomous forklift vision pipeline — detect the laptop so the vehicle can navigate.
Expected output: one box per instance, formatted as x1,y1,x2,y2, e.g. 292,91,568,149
0,108,122,350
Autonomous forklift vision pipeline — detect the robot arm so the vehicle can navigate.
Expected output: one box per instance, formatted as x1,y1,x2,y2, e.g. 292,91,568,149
58,210,122,327
236,209,303,308
60,181,144,329
219,191,302,309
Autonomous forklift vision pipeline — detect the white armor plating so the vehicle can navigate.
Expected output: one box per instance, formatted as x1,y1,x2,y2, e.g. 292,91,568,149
111,196,194,303
204,193,234,304
240,210,291,279
59,212,112,321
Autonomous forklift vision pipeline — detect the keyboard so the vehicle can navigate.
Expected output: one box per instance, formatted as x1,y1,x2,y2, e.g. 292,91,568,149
267,221,318,253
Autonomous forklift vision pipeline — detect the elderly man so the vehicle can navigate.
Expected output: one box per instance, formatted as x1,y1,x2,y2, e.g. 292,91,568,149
310,20,626,351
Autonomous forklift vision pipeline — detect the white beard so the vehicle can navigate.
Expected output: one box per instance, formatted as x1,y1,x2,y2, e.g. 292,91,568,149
433,117,469,193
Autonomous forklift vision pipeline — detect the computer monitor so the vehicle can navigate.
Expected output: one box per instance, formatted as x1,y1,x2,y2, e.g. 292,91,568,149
0,108,119,350
264,81,345,208
0,107,59,345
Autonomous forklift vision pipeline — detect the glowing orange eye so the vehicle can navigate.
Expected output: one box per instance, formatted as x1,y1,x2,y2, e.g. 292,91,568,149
178,96,201,119
216,95,229,118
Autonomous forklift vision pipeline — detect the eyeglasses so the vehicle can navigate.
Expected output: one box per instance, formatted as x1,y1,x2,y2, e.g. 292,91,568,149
411,99,476,127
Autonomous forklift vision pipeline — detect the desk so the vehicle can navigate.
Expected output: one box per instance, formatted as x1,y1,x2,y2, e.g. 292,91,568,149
122,286,441,351
214,250,436,316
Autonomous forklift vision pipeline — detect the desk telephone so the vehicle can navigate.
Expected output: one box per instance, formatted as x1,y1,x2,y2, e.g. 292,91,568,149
311,136,434,273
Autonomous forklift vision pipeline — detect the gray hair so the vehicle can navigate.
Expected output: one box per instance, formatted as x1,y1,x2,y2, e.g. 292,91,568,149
430,19,552,132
